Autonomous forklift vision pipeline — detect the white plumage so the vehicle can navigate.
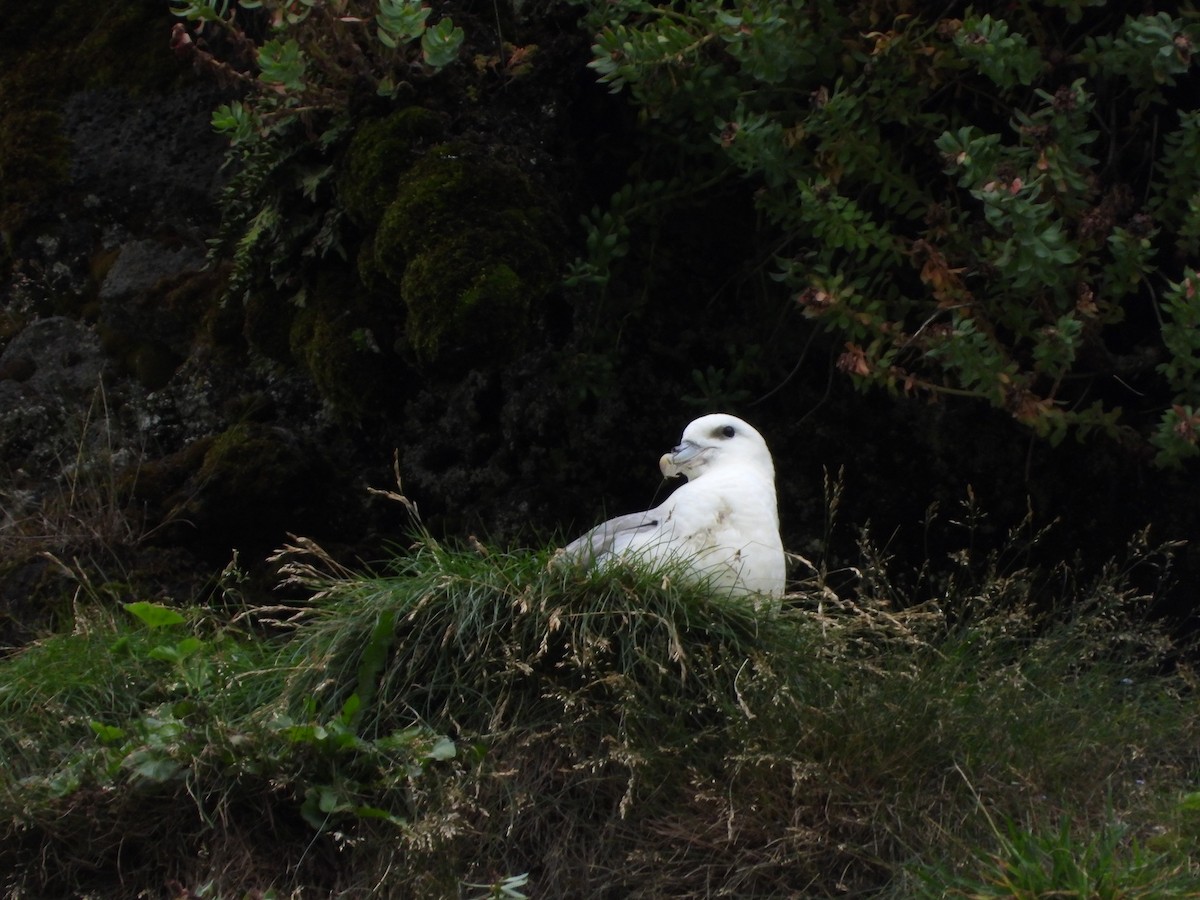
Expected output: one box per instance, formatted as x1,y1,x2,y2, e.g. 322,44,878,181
562,413,786,600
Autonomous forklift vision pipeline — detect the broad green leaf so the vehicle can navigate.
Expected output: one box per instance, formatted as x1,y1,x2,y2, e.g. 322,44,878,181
90,721,126,744
124,602,186,628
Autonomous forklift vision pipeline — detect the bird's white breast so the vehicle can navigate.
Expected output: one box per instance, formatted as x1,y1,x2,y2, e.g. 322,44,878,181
650,465,784,598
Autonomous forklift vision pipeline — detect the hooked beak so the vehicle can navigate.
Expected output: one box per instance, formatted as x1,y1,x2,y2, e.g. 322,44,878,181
659,439,706,479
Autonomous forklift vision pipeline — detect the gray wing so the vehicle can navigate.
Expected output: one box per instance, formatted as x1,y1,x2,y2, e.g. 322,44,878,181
561,509,664,566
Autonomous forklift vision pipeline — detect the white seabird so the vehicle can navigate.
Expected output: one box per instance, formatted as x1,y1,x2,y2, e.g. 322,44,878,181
562,413,786,600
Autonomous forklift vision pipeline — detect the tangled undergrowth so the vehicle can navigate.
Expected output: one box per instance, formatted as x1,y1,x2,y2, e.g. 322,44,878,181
1,493,1198,897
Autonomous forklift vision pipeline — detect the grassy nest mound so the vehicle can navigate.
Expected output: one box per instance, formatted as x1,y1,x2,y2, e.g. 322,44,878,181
1,513,1198,897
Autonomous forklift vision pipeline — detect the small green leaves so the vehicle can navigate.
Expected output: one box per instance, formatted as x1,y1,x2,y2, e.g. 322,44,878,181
1152,271,1200,465
573,1,1200,458
257,38,306,91
421,18,465,69
1082,13,1199,90
300,785,407,830
1032,315,1083,379
374,0,462,70
954,15,1043,88
376,0,430,47
211,101,256,144
170,0,234,23
720,5,815,84
123,749,184,784
272,701,455,832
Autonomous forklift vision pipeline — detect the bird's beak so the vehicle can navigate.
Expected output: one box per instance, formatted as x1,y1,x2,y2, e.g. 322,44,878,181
659,439,704,478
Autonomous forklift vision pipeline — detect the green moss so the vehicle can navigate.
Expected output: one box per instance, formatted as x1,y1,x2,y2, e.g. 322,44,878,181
338,107,443,225
288,268,398,416
369,145,560,367
0,3,180,92
181,422,325,537
74,8,181,91
123,437,212,510
96,325,182,391
378,145,550,259
199,424,289,501
243,288,297,364
400,231,541,365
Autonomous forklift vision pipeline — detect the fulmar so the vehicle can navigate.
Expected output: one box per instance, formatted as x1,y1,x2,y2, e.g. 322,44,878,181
562,413,786,601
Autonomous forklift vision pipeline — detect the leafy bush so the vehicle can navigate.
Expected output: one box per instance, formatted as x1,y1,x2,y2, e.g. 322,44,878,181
169,0,465,306
571,0,1200,464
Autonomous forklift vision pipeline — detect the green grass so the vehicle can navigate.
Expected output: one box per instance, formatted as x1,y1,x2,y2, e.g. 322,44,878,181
0,521,1197,897
911,815,1200,898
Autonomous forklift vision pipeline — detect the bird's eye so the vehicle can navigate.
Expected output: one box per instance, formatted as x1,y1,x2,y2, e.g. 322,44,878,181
720,425,736,438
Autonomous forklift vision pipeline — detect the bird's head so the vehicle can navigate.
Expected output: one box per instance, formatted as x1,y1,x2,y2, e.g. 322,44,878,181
658,413,775,482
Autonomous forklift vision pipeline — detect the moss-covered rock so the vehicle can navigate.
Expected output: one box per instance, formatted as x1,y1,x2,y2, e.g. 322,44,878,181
338,106,444,225
370,145,561,368
398,231,541,365
130,423,333,559
243,287,297,364
288,266,400,416
95,260,225,391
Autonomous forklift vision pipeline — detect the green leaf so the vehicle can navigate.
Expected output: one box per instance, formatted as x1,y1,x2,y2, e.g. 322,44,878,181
149,645,182,663
301,785,347,829
148,636,204,664
340,693,362,726
375,726,424,753
318,786,341,813
354,609,396,715
1178,791,1200,813
122,750,183,783
124,602,186,628
283,722,326,743
426,735,456,761
171,0,231,23
211,101,257,145
351,804,407,824
90,721,126,745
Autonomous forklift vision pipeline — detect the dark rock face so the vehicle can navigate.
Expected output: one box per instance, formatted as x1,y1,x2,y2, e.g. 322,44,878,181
0,317,113,473
0,316,109,403
99,239,207,302
63,86,228,233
